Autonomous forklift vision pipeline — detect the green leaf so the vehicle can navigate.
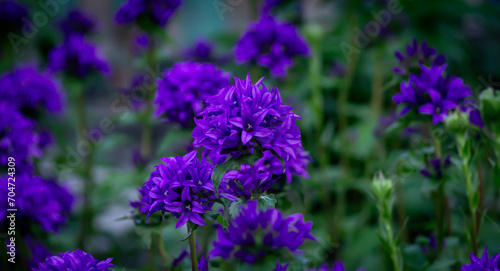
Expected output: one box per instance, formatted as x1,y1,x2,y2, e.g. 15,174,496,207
257,194,277,210
216,214,228,229
229,199,244,219
212,152,264,195
180,222,199,242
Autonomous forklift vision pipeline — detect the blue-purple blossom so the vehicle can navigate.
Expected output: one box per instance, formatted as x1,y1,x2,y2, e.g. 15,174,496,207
0,174,73,233
0,1,28,38
25,237,53,269
234,16,309,76
33,249,114,271
115,0,181,28
155,62,230,128
59,10,95,38
198,254,210,271
211,200,315,263
48,34,109,78
420,155,451,180
275,262,290,271
0,103,39,172
392,39,446,76
0,66,64,114
123,73,155,111
192,75,309,179
393,65,472,124
461,247,500,271
185,40,213,62
307,262,366,271
137,151,216,228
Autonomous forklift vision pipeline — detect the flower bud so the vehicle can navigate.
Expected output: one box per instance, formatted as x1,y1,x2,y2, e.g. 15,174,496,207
445,110,469,135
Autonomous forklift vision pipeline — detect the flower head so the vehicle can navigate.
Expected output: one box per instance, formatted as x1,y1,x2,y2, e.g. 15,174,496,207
25,237,53,269
33,249,114,271
0,66,64,115
420,155,451,180
137,151,216,228
235,16,309,76
115,0,181,28
192,75,307,172
155,62,230,128
461,247,500,271
48,34,109,78
211,200,315,263
185,40,214,62
392,39,446,75
393,65,472,124
0,1,28,39
60,10,95,38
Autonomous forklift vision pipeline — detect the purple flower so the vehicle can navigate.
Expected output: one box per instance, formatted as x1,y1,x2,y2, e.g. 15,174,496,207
275,262,290,271
25,237,53,269
0,1,28,38
393,65,472,124
115,0,181,28
234,16,309,76
33,249,114,271
137,151,216,228
185,40,214,62
0,103,39,173
307,262,366,271
420,155,451,180
59,10,95,38
122,73,155,111
219,151,279,201
0,174,73,233
392,39,446,76
0,66,64,114
198,254,210,271
420,235,441,254
461,247,500,271
211,200,315,263
192,75,308,173
136,32,150,48
155,62,230,128
48,34,109,78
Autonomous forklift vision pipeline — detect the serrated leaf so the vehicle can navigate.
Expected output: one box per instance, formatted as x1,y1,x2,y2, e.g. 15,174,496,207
258,194,277,210
229,199,244,219
216,214,228,229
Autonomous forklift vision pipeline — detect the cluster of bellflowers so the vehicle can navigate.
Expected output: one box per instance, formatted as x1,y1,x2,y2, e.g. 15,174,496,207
33,249,114,271
59,10,96,38
115,0,182,29
461,248,500,271
155,61,230,128
234,16,309,76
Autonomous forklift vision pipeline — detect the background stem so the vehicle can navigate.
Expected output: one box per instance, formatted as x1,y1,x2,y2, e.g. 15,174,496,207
188,224,199,271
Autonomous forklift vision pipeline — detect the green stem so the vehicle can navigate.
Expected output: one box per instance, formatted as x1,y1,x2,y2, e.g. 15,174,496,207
140,39,157,162
188,224,199,271
151,232,169,271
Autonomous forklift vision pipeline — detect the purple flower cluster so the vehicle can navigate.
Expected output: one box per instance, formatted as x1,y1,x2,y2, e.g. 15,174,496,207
0,66,64,114
393,65,472,124
235,16,309,76
185,40,213,63
420,155,451,180
461,248,500,271
0,103,39,172
275,262,290,271
307,262,366,271
219,151,280,201
0,1,28,38
211,200,315,263
33,249,114,271
192,75,309,180
155,62,230,128
25,237,53,269
393,39,446,76
48,35,109,78
59,10,96,38
0,174,73,233
137,151,216,228
115,0,181,28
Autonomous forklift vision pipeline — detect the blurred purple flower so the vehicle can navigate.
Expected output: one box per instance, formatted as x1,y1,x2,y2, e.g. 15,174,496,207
0,1,28,38
137,151,216,228
115,0,181,28
392,39,446,76
26,237,53,269
393,65,472,124
234,16,309,76
420,235,441,254
461,247,500,271
275,262,290,271
155,62,230,128
48,34,109,78
307,262,366,271
461,99,485,129
136,32,150,48
33,249,114,271
198,254,210,271
172,249,188,267
420,155,451,181
0,66,64,114
185,40,213,63
59,10,95,38
211,200,315,263
122,73,154,111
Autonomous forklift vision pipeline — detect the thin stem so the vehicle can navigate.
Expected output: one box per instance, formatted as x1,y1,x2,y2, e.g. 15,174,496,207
140,39,157,162
188,224,199,271
151,232,169,271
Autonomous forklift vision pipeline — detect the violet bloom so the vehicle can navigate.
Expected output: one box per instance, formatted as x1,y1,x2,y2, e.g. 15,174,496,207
33,249,114,271
0,1,28,39
461,99,485,128
185,40,213,63
137,151,216,228
25,237,53,269
393,65,472,124
0,103,39,172
48,34,109,78
392,39,446,76
234,16,309,76
0,66,64,115
420,155,451,181
211,200,315,263
461,247,500,271
307,262,366,271
192,75,308,168
115,0,181,28
198,254,210,271
59,10,95,38
123,73,156,111
155,62,230,128
275,262,290,271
